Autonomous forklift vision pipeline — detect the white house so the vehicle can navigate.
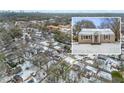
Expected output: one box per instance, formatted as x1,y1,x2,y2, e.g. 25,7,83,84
78,29,115,44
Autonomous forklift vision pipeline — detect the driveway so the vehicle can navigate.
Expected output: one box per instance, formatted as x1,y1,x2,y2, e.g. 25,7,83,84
72,42,121,54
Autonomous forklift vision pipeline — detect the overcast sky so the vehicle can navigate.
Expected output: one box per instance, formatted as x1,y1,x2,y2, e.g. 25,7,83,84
0,0,124,10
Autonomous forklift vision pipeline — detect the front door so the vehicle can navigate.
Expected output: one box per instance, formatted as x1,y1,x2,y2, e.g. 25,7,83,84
92,34,100,44
94,35,98,43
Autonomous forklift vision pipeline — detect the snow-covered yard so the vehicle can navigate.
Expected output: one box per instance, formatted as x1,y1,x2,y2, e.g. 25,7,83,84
72,42,121,54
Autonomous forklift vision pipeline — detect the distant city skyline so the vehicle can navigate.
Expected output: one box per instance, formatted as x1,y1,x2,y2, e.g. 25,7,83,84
1,10,124,13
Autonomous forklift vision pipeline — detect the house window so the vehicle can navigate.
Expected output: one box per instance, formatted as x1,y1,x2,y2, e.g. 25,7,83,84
82,35,92,39
81,35,83,40
89,36,90,39
106,35,108,39
86,36,88,39
104,35,110,40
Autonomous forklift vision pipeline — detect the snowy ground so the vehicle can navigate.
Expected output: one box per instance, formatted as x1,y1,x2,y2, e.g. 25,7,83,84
72,42,121,54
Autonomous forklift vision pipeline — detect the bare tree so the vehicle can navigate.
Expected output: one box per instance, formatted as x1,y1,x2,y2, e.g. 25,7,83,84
99,18,120,41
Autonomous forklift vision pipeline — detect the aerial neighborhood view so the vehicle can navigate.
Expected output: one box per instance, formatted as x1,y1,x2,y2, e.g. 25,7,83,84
0,11,124,83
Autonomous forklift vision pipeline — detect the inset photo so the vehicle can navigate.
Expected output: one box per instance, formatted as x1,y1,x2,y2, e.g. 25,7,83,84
72,17,121,54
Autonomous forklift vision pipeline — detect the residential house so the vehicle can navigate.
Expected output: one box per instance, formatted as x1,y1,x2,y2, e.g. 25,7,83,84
78,29,115,44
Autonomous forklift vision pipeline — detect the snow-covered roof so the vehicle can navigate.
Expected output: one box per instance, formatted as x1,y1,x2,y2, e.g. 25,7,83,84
98,71,112,80
64,57,75,64
85,66,98,73
79,29,114,35
105,58,120,65
86,60,94,64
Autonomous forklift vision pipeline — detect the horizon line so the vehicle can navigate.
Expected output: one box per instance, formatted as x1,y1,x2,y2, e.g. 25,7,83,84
1,10,124,13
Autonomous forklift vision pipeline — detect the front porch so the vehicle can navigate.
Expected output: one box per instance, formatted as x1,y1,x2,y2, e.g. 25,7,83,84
91,32,101,44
